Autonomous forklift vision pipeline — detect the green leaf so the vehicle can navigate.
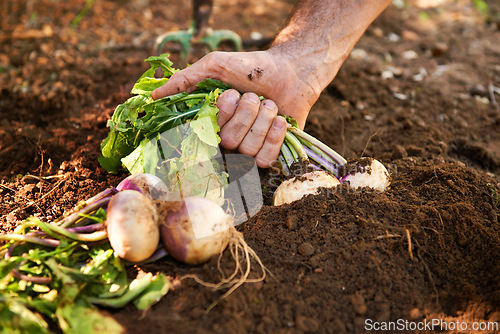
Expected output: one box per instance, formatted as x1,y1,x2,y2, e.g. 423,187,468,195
195,90,221,135
133,273,170,310
58,303,124,334
121,145,144,175
131,77,168,96
0,257,22,280
144,54,178,78
284,115,298,128
0,296,50,334
191,117,220,147
87,273,153,309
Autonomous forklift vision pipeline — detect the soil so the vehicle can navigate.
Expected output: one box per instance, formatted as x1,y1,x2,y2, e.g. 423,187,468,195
1,0,500,333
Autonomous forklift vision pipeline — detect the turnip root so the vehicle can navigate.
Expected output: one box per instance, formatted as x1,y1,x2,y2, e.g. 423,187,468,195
339,157,390,192
273,170,340,206
106,190,160,262
158,197,233,265
116,173,169,200
158,196,267,311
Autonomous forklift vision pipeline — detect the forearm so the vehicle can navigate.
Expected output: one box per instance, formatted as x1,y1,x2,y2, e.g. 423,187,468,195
269,0,391,98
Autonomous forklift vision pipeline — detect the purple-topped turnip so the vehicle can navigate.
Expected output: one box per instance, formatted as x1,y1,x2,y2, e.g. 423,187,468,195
158,197,233,265
116,173,169,200
106,190,160,262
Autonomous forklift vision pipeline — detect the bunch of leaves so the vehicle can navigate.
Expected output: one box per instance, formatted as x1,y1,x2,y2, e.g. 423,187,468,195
99,54,231,201
0,212,169,334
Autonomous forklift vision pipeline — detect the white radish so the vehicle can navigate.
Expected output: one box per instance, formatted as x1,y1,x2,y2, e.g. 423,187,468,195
106,190,160,262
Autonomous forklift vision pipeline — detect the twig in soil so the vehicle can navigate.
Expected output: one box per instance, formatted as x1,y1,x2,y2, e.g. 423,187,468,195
373,231,402,240
0,183,17,193
405,228,414,261
421,226,440,236
360,128,381,158
432,208,445,231
423,167,439,185
24,173,65,181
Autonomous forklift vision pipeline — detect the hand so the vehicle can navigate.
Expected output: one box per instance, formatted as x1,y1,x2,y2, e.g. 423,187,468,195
152,50,320,167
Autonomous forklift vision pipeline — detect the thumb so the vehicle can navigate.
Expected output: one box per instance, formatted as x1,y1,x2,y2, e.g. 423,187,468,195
151,61,214,100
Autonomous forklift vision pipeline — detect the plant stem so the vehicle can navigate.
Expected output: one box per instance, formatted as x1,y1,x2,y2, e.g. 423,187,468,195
280,143,295,168
132,247,168,264
287,125,347,166
67,223,105,234
0,234,60,248
285,139,299,162
57,197,111,228
87,273,154,308
39,221,108,242
278,155,290,177
11,269,52,285
284,131,309,162
303,146,339,176
84,187,118,206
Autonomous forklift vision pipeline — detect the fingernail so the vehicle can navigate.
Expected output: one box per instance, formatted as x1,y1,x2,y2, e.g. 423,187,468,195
273,116,286,130
226,89,240,105
246,93,260,104
263,99,277,110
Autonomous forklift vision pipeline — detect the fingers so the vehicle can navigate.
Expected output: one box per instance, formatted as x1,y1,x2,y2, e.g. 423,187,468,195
151,52,226,100
152,68,199,100
218,91,287,168
216,89,241,128
237,99,279,157
254,116,287,168
219,92,261,150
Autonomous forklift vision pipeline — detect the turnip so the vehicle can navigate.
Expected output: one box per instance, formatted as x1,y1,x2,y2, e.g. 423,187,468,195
273,170,340,206
106,190,160,262
272,123,391,205
116,173,169,200
158,196,233,265
271,124,346,205
339,157,390,192
157,196,267,311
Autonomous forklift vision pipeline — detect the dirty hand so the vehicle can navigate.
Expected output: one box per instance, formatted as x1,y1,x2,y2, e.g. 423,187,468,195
151,50,320,168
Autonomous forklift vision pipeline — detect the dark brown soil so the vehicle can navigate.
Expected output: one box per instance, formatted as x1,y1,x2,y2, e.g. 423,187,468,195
1,0,499,333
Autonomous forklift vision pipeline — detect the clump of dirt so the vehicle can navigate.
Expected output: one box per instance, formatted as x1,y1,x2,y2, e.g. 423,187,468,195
1,0,499,333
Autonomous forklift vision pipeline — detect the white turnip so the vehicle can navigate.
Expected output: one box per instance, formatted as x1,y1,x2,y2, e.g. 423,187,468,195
273,170,340,206
339,157,390,192
106,190,160,262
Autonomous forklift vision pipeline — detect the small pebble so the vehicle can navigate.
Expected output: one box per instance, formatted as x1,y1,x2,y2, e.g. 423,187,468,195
298,242,315,256
285,215,298,230
351,292,367,315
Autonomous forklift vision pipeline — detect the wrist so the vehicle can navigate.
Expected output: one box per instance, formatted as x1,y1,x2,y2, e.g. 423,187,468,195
266,43,342,103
